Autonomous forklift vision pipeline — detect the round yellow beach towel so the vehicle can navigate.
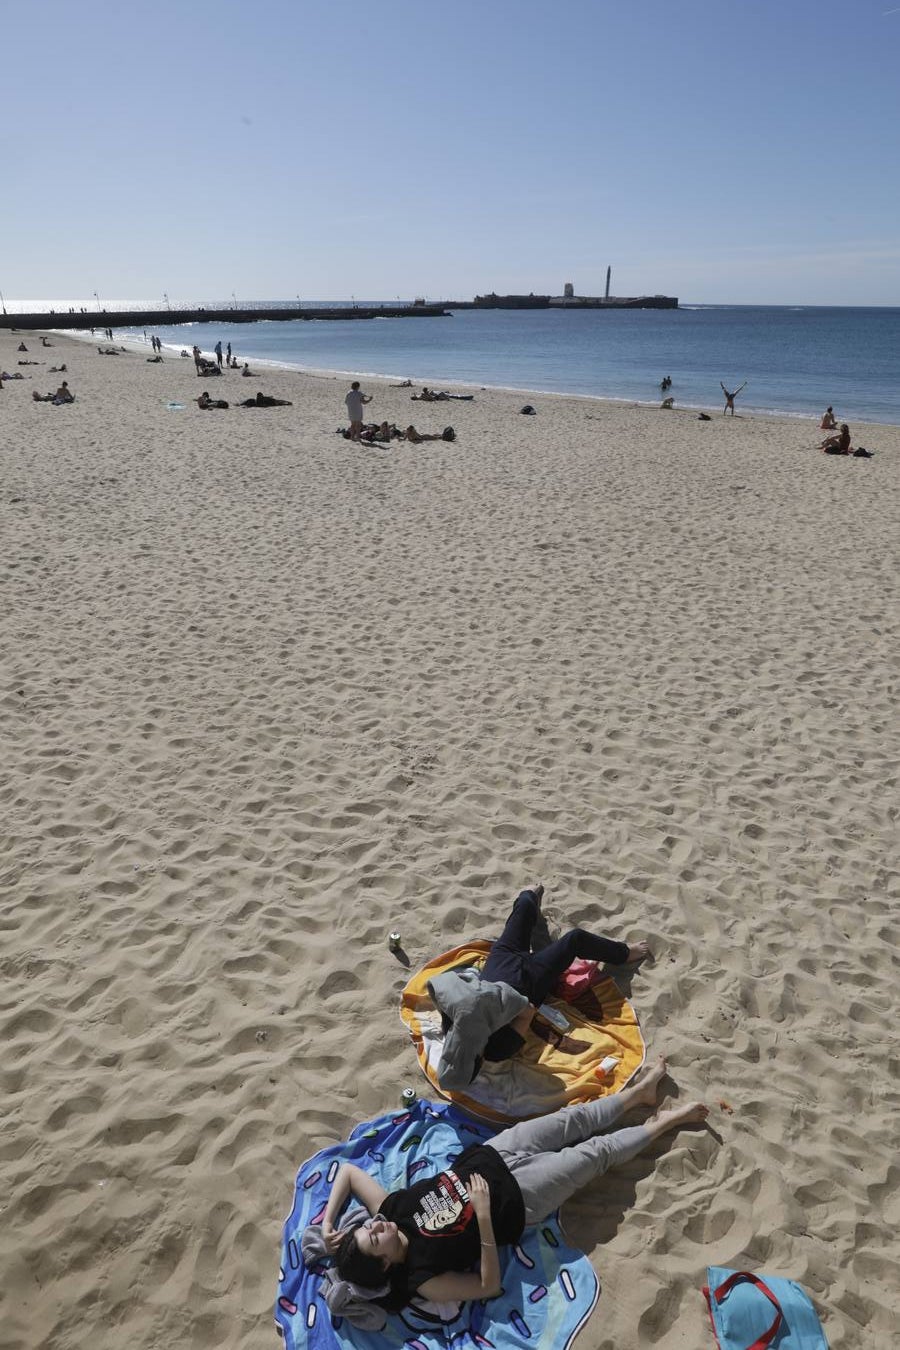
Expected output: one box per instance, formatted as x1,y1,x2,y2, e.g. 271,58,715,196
400,940,646,1125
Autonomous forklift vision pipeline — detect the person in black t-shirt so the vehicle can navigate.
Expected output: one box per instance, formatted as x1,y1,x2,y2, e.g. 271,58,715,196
320,1057,706,1310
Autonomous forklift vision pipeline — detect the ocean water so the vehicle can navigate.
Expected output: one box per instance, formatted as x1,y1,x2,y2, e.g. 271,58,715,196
35,301,900,425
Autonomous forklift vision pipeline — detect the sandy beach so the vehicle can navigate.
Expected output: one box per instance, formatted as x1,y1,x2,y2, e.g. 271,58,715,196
2,331,898,1349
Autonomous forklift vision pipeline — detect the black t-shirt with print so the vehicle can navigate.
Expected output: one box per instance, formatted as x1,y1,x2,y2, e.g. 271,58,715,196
378,1143,525,1306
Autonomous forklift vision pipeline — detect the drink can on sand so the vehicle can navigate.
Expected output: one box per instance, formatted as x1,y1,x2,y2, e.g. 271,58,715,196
388,931,401,951
401,1087,416,1107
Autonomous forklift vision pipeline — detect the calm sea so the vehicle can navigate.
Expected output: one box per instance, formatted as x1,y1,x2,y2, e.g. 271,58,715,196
32,301,900,425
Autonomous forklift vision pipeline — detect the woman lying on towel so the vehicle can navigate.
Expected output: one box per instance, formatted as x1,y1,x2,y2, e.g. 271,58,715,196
431,885,649,1089
323,1058,706,1309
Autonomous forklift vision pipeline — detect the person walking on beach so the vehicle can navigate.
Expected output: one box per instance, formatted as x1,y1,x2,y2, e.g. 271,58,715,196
345,380,372,441
720,381,746,416
215,341,223,369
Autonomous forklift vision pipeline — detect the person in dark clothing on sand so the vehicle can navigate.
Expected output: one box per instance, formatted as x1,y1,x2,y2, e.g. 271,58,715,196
239,391,292,407
429,886,649,1089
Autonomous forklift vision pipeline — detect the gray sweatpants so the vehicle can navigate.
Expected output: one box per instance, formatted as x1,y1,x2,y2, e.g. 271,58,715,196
487,1095,651,1225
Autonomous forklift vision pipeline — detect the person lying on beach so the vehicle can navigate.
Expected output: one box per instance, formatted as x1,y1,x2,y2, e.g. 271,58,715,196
412,388,475,402
820,406,837,430
321,1057,707,1314
146,355,164,363
241,363,256,376
48,364,67,373
820,423,852,454
430,885,649,1090
18,360,40,366
358,420,402,444
403,424,456,444
196,391,229,409
239,391,292,407
97,346,120,355
390,379,413,387
720,381,746,415
2,371,26,380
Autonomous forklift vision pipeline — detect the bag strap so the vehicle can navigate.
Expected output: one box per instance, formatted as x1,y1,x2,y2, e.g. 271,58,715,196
712,1271,783,1350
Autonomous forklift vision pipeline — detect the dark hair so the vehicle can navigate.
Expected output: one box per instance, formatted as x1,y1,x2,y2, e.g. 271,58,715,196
335,1227,386,1289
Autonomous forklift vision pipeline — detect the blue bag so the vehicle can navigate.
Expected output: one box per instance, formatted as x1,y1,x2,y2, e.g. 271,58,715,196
703,1268,828,1349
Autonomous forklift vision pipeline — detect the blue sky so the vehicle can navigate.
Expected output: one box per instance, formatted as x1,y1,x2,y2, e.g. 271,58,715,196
4,0,899,306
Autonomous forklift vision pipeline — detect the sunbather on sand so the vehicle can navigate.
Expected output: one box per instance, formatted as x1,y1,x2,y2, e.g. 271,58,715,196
403,424,448,443
430,885,648,1090
2,371,25,380
196,391,229,409
820,406,837,430
820,423,851,454
321,1056,706,1314
239,391,292,407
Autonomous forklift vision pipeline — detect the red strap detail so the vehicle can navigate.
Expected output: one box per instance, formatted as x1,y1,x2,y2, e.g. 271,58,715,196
712,1271,783,1350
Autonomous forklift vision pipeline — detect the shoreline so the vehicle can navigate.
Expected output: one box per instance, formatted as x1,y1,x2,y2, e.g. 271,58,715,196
54,327,900,433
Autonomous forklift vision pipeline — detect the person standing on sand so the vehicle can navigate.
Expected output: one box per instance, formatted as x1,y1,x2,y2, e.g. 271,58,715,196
345,380,372,441
720,381,747,416
215,341,223,369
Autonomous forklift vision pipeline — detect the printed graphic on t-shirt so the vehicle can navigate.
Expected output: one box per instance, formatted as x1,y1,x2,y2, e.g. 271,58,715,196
413,1169,473,1238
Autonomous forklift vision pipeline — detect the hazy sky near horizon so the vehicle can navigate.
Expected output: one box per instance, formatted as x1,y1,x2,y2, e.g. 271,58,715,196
4,0,900,307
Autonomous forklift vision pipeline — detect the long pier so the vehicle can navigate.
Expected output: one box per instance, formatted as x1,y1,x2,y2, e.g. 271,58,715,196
0,304,449,332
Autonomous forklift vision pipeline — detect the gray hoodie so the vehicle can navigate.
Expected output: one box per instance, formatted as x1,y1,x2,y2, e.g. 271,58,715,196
427,969,529,1090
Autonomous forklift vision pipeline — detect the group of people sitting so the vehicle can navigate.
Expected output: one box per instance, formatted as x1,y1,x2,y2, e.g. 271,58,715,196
818,409,872,456
308,886,708,1322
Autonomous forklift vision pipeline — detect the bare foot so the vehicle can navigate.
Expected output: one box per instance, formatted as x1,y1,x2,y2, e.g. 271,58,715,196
654,1101,709,1131
626,940,651,963
530,883,545,907
633,1055,667,1107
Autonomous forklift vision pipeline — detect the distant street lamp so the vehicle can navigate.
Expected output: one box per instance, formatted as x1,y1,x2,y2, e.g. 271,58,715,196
163,292,170,310
0,288,6,315
232,291,237,307
94,290,102,313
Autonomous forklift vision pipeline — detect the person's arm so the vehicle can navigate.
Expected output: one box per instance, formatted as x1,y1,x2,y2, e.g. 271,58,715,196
416,1174,501,1303
321,1163,389,1253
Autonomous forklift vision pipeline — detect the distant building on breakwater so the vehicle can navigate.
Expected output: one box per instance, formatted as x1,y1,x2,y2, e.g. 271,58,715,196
471,275,677,310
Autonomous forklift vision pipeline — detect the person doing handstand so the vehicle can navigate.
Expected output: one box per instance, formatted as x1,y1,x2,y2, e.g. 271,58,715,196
720,381,746,415
322,1056,706,1313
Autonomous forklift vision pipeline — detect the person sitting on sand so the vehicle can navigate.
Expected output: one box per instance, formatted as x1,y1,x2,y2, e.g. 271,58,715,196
412,387,440,402
820,423,852,454
390,378,413,388
196,391,229,410
720,381,746,415
239,391,292,408
320,1056,707,1316
429,885,649,1090
54,381,74,403
820,406,837,430
241,362,256,377
17,342,28,352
